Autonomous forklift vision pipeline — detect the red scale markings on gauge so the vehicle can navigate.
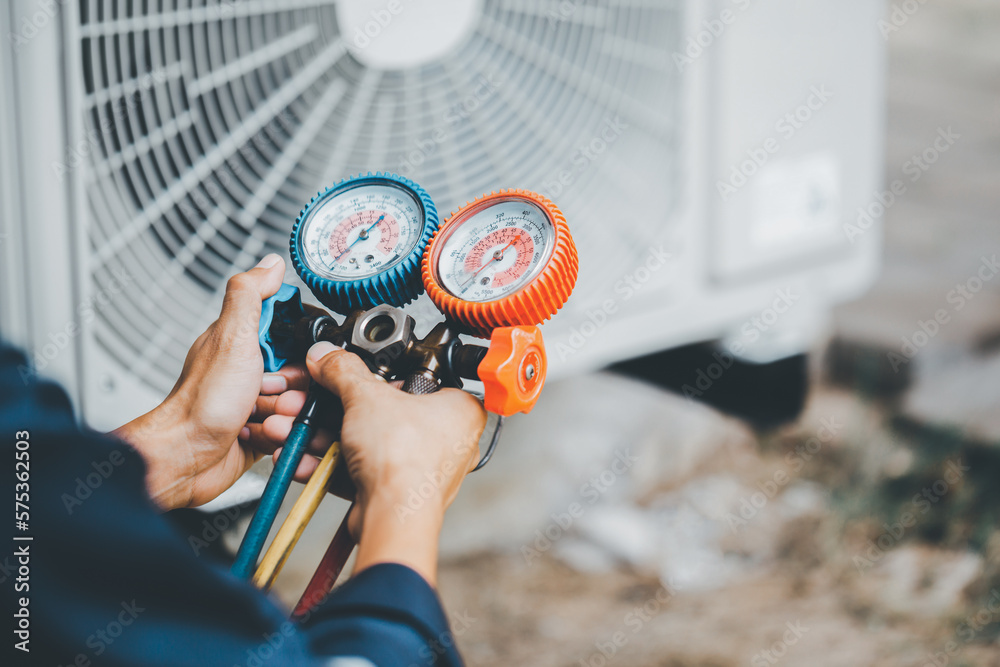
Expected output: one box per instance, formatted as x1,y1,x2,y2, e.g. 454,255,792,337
462,227,535,290
424,189,578,338
328,210,400,262
299,183,423,280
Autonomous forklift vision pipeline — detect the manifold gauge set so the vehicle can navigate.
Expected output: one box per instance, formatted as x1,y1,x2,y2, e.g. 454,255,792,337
232,172,579,612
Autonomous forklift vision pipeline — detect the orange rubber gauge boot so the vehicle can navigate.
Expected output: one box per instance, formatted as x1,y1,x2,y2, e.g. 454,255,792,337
422,189,579,338
422,189,578,415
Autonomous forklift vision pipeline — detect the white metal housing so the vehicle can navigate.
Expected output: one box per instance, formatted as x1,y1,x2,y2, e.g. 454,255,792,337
0,0,884,431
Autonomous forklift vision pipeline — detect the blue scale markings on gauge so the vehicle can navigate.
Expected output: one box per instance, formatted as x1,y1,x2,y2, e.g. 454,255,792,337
290,172,439,313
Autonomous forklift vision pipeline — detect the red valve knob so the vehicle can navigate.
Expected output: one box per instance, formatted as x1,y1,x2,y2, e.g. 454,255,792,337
478,325,547,416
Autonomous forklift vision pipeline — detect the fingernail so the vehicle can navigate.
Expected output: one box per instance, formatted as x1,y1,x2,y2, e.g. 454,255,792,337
239,427,251,441
255,253,281,269
307,341,338,363
261,373,287,394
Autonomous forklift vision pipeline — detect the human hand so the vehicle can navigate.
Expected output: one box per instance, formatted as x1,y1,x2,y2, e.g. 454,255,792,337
298,342,487,584
113,255,314,510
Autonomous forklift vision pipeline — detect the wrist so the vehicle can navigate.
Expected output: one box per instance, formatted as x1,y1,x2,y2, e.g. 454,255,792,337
111,397,196,511
353,486,445,586
362,483,447,531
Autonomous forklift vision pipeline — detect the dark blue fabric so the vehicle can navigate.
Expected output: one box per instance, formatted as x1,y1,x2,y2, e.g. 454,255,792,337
0,343,463,667
304,564,465,666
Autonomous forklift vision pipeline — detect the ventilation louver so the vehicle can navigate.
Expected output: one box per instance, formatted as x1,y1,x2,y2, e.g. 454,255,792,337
79,0,682,394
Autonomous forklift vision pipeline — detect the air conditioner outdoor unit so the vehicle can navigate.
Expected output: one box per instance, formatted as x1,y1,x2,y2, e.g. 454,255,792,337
0,0,884,433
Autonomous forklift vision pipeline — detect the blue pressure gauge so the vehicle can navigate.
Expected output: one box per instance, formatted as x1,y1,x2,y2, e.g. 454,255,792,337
289,172,438,313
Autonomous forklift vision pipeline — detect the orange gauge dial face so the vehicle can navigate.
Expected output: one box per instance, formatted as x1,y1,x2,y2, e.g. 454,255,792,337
423,190,579,336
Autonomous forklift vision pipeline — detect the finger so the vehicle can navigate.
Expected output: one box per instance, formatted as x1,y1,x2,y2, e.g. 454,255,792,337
347,504,362,541
271,448,323,483
440,387,489,431
217,254,286,335
258,413,333,448
254,390,308,422
260,365,310,395
261,373,287,395
309,428,338,456
306,343,381,406
261,414,295,445
241,422,284,455
249,396,274,424
280,364,311,392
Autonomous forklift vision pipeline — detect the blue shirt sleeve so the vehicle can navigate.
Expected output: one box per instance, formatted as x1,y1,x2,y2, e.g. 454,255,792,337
0,343,464,667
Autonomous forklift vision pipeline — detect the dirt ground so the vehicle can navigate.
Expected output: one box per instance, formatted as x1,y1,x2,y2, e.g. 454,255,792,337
440,552,998,667
433,386,1000,667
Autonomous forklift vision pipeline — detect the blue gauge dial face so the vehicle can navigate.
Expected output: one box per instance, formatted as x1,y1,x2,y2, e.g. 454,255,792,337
298,182,425,281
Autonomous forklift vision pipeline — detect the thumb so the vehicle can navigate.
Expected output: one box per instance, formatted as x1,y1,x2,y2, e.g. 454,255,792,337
219,254,286,325
306,343,381,405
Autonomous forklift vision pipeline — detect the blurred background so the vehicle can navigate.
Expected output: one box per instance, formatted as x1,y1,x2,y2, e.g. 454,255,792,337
2,1,999,665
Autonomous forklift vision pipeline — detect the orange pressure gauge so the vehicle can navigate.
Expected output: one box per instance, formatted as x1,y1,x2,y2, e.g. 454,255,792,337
422,189,579,338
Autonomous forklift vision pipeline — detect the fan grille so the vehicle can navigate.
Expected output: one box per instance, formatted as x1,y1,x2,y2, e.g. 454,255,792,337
79,0,683,393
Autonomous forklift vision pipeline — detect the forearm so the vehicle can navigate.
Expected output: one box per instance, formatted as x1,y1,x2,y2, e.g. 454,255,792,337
354,487,445,587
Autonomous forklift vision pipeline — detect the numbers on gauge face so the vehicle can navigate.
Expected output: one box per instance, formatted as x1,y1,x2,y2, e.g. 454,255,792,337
299,183,423,280
436,199,555,303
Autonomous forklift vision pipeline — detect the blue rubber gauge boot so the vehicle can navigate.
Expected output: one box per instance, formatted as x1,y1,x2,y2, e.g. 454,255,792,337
289,172,439,314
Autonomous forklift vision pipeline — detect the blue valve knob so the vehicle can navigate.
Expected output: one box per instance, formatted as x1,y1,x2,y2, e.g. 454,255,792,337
259,283,307,372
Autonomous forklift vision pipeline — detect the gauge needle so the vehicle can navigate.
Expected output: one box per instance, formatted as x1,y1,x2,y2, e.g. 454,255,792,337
334,214,385,262
461,235,520,291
